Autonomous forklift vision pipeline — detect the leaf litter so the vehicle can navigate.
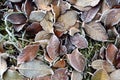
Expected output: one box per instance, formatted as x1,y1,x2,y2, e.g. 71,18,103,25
0,0,120,80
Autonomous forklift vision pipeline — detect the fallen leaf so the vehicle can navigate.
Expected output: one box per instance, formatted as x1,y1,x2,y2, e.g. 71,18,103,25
106,44,118,64
91,60,115,72
9,0,22,3
53,59,66,68
0,42,5,53
70,33,88,49
22,0,34,17
51,68,69,80
46,35,60,60
67,49,86,72
3,69,24,80
66,0,76,4
84,21,108,41
110,69,120,80
0,57,7,78
105,0,120,8
33,0,52,11
26,22,42,35
33,75,51,80
91,69,110,80
55,10,77,31
29,10,46,22
71,70,83,80
75,0,100,7
17,44,39,64
18,60,54,78
13,23,26,32
6,12,27,24
81,4,100,23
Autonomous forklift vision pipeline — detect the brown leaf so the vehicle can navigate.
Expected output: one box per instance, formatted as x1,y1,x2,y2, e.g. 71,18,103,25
67,49,86,72
26,22,42,35
84,21,108,41
29,10,46,22
81,4,100,23
91,69,110,80
0,42,5,53
33,0,52,11
17,44,39,64
70,33,88,49
53,59,66,68
66,0,77,4
46,35,60,60
13,24,26,32
55,10,77,32
22,0,34,17
71,70,83,80
51,68,69,80
106,44,118,64
6,12,27,24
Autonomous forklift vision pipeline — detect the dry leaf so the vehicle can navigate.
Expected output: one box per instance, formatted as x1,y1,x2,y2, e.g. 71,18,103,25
33,75,51,80
9,0,22,3
33,0,52,11
91,60,115,73
71,70,83,80
75,0,100,7
3,69,24,80
46,35,60,60
17,44,39,64
0,57,7,78
0,42,5,53
81,4,100,23
55,10,77,31
6,12,27,24
84,21,108,41
66,0,77,4
26,22,42,35
13,24,26,32
91,69,110,80
106,44,118,64
110,69,120,80
106,0,120,8
53,59,66,68
18,60,54,78
51,68,69,80
67,49,85,72
29,10,46,22
70,33,88,49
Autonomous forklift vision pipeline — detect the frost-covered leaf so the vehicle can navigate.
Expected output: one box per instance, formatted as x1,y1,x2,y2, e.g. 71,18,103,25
51,68,68,80
46,35,60,60
18,60,54,78
70,33,88,49
84,22,108,41
17,44,39,64
67,49,85,72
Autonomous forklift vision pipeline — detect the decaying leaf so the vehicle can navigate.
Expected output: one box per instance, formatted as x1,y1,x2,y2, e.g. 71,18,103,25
17,44,39,64
91,69,110,80
6,12,27,24
46,35,60,60
84,21,108,41
51,68,68,80
91,60,115,72
55,10,77,31
106,44,118,64
106,0,120,8
33,0,52,11
18,60,54,78
29,10,46,22
3,69,24,80
71,70,83,80
26,22,42,35
0,57,7,78
67,49,85,72
110,69,120,80
70,33,88,49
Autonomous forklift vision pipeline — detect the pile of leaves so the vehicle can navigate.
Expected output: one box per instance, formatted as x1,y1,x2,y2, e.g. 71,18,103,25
0,0,120,80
